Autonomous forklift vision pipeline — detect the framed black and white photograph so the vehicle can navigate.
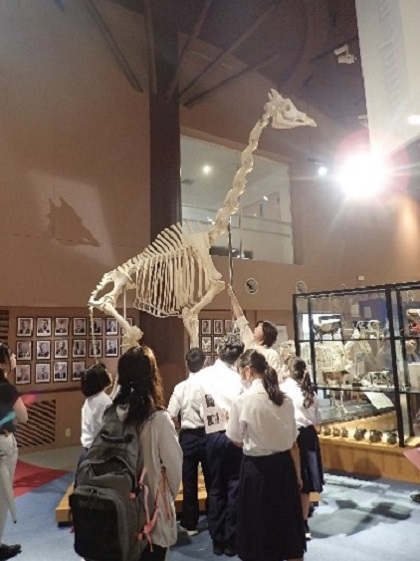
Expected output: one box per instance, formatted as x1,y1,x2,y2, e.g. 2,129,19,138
16,317,34,337
72,361,86,381
54,361,68,382
90,318,103,336
36,363,51,383
15,364,31,385
224,319,233,334
16,341,32,360
105,317,118,335
201,319,212,335
73,317,87,336
54,339,69,359
72,339,86,358
213,337,223,353
201,336,212,353
213,319,223,335
36,340,51,360
89,339,103,359
54,317,69,336
105,338,118,357
37,317,52,337
120,317,134,334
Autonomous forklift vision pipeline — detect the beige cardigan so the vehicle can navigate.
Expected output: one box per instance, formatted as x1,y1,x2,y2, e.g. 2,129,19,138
117,407,182,548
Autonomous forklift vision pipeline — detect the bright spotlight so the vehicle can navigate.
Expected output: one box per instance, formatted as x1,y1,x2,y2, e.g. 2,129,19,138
337,152,388,198
408,114,420,126
202,165,212,175
317,165,328,177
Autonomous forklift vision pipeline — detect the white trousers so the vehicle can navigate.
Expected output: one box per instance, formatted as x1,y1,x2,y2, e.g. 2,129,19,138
0,434,18,544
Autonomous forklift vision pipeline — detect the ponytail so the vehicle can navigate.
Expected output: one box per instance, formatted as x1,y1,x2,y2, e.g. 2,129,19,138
289,357,315,408
262,364,284,406
238,349,285,406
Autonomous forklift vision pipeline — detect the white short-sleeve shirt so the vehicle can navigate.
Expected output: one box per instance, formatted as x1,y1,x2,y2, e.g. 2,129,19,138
280,377,322,427
167,373,204,429
195,359,243,433
226,378,297,456
80,391,112,448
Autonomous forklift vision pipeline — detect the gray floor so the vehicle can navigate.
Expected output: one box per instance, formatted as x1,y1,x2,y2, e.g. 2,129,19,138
11,446,420,561
19,445,80,471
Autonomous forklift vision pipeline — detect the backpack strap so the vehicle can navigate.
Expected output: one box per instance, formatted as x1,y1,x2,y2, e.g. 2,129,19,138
135,467,160,549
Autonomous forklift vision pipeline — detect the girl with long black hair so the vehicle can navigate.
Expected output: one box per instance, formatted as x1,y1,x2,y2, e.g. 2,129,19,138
114,346,182,561
226,349,305,561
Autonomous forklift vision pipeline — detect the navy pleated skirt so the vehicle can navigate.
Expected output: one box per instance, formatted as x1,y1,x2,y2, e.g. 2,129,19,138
236,451,306,561
297,425,324,494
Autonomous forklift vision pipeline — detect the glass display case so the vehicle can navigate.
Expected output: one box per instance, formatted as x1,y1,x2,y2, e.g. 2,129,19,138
293,281,420,447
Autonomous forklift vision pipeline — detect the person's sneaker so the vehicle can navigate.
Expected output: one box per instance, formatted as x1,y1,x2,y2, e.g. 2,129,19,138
179,525,198,537
212,541,225,555
410,492,420,504
0,544,22,560
304,520,312,541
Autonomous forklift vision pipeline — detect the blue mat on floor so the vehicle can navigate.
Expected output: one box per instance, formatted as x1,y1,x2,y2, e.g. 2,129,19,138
4,471,420,561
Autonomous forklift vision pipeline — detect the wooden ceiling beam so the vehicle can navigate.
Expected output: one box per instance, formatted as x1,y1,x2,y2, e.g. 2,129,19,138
178,0,281,103
184,52,282,109
278,0,346,139
279,0,323,96
84,0,143,92
166,0,215,101
143,0,157,95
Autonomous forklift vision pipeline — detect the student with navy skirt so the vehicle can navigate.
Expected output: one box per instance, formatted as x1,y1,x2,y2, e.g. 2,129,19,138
227,350,306,561
281,357,324,540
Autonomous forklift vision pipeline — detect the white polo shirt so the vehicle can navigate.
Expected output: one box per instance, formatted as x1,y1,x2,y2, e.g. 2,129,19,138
226,378,297,456
167,373,204,430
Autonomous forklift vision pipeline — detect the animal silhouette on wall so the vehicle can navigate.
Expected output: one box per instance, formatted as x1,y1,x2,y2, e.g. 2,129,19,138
89,90,316,349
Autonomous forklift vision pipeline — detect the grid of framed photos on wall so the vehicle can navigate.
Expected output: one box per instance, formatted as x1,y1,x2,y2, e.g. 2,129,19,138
14,316,133,386
199,318,233,366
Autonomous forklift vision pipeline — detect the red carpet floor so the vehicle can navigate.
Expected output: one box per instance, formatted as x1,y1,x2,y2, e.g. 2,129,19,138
14,460,69,497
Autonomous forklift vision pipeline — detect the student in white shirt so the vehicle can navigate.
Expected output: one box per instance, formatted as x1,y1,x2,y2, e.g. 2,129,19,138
227,285,282,380
227,349,305,561
280,357,323,540
167,347,210,537
196,334,244,557
79,363,113,464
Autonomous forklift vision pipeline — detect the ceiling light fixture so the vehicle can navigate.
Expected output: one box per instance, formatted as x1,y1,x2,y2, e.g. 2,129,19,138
408,114,420,126
337,152,388,198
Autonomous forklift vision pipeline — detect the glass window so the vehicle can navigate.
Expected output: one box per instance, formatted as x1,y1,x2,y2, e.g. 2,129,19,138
181,136,294,264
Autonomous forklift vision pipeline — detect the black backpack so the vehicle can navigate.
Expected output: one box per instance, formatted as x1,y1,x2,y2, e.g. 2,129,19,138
69,405,157,561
